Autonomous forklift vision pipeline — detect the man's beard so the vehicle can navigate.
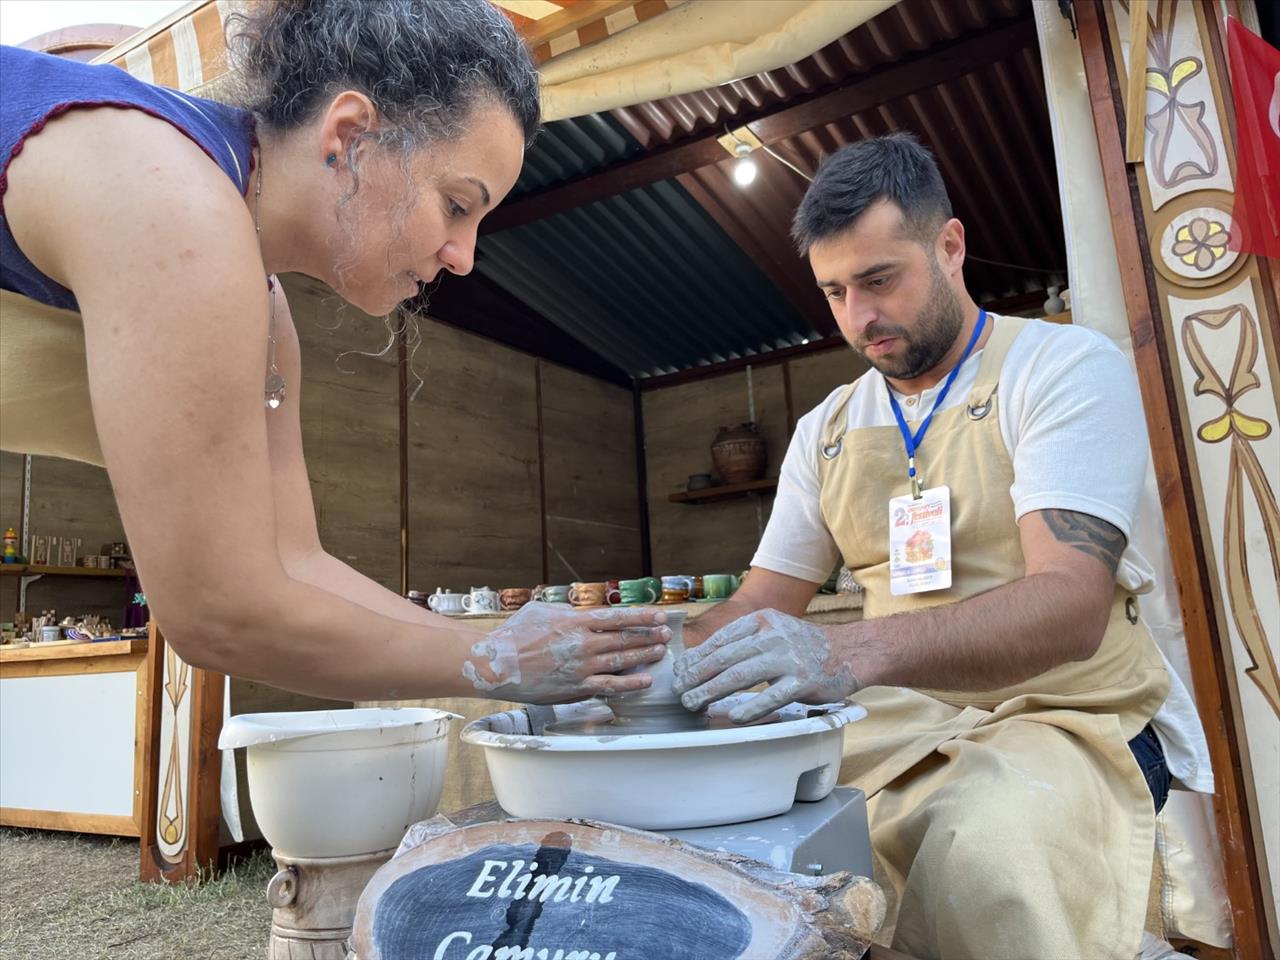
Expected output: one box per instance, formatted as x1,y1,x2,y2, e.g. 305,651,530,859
854,262,965,380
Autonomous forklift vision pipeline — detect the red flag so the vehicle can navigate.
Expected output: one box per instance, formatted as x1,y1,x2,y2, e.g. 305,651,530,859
1227,17,1280,259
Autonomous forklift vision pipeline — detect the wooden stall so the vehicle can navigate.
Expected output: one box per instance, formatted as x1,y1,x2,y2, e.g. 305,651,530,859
0,638,148,835
3,1,1274,957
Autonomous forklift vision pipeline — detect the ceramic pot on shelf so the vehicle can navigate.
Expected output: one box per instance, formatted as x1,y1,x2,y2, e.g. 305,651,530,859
711,422,766,484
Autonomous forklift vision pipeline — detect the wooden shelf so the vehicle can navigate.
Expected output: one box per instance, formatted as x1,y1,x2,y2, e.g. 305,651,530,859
0,564,128,578
0,639,146,663
668,477,778,504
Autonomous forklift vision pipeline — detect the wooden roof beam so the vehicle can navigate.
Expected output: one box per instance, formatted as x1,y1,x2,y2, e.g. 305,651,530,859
483,14,1037,234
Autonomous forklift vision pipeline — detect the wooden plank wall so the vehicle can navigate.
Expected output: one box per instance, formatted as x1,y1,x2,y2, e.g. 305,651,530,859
405,320,642,593
284,274,401,588
407,319,543,592
0,453,129,625
0,453,23,624
540,364,643,584
642,349,867,578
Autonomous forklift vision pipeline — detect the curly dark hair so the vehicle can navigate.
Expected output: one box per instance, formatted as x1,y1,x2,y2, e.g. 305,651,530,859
227,0,540,152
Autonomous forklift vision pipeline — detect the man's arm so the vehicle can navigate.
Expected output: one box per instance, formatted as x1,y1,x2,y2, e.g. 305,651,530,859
833,507,1120,690
675,506,1122,719
683,567,821,648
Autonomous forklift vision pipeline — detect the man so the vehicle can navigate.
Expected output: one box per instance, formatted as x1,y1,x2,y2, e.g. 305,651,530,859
672,134,1200,960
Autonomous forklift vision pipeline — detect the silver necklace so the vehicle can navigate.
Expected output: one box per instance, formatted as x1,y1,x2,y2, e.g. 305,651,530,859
255,158,285,409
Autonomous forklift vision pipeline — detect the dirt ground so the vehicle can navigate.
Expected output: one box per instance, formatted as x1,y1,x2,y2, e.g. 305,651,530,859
0,828,273,960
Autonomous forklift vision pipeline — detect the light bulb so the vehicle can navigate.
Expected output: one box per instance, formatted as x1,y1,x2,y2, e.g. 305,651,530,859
733,155,758,186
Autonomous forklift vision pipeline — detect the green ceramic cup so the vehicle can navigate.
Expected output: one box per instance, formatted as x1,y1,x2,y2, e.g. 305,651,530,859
539,584,571,603
702,573,740,600
619,578,660,604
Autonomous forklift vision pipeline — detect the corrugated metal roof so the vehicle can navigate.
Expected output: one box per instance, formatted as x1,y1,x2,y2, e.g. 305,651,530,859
474,0,1065,380
477,177,816,377
615,0,1065,305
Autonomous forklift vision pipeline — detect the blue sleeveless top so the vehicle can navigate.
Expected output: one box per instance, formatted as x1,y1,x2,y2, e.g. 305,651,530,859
0,45,256,312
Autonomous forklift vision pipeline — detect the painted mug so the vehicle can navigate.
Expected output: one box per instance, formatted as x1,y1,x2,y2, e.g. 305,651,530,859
605,579,622,605
568,581,608,607
702,573,740,600
540,584,571,604
499,587,532,611
427,589,465,614
462,587,501,614
660,575,695,603
618,577,660,604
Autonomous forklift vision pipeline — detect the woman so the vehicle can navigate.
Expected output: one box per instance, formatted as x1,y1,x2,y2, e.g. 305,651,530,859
0,0,668,702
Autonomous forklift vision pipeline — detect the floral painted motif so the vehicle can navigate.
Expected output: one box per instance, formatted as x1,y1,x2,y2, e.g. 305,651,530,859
1132,1,1221,190
1182,304,1280,717
1170,216,1230,272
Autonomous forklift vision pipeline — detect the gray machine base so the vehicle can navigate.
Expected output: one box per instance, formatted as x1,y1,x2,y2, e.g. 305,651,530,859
663,786,872,879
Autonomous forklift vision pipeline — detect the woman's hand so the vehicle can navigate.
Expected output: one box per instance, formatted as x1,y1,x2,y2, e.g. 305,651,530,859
463,602,671,704
671,609,860,723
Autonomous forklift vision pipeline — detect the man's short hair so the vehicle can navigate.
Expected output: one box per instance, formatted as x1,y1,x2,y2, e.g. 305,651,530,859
791,132,953,255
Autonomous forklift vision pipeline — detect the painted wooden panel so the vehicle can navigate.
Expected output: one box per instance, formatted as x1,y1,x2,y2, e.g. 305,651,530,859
539,364,642,583
1115,0,1233,210
407,320,543,594
1103,1,1280,945
1167,280,1280,931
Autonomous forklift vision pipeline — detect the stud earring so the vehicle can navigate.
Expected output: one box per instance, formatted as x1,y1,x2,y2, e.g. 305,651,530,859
325,153,337,167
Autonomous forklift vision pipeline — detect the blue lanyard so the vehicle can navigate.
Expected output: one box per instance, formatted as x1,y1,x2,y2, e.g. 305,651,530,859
887,309,987,499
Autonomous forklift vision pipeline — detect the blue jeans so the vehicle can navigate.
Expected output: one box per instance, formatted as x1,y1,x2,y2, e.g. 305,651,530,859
1128,724,1171,813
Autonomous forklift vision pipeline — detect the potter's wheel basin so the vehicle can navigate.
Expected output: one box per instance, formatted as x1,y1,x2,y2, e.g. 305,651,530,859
462,695,865,830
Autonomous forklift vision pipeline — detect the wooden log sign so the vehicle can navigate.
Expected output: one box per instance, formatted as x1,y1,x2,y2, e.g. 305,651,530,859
349,814,884,960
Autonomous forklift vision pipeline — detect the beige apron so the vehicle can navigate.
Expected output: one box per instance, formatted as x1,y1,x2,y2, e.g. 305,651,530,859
0,287,104,464
818,316,1170,960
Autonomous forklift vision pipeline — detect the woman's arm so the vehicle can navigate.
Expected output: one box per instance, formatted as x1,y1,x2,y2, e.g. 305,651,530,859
263,284,446,627
3,108,664,701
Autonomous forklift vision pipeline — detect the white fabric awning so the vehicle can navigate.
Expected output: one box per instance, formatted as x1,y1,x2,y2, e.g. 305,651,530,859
92,0,897,121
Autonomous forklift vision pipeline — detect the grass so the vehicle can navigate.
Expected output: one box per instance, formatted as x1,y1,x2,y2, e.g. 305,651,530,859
0,828,273,959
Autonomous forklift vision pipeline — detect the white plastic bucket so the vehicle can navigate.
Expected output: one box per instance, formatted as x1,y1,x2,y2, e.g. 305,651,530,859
220,707,456,859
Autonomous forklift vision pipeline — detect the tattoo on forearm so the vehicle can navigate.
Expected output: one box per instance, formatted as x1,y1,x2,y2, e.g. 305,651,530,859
1040,509,1126,573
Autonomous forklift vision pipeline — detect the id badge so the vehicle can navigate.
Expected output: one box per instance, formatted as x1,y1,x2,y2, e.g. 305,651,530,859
889,485,952,595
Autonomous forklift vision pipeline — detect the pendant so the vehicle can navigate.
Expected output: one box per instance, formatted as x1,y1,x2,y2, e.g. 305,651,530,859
264,372,286,410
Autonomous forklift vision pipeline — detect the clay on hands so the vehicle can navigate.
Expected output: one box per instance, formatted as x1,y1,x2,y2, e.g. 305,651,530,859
671,609,859,724
463,601,670,704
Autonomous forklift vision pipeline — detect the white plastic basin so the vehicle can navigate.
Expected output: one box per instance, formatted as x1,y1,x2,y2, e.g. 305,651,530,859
219,707,456,859
463,696,865,830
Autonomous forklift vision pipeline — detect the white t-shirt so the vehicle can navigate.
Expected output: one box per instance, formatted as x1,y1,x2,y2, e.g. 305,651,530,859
752,315,1211,791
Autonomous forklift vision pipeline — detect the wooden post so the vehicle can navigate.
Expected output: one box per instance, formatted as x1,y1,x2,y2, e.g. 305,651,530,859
1075,3,1277,955
138,620,225,883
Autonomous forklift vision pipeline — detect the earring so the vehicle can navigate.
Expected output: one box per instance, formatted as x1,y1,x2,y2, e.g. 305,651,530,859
325,153,337,166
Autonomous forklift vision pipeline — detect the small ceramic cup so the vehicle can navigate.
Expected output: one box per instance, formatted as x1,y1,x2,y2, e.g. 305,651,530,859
618,578,659,604
426,589,465,614
541,584,571,604
569,581,608,607
660,574,695,603
610,610,688,712
499,587,533,611
702,573,740,600
605,579,622,605
462,587,500,614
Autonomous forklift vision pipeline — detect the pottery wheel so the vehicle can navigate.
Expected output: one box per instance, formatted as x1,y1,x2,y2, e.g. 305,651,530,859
462,695,866,830
542,698,784,736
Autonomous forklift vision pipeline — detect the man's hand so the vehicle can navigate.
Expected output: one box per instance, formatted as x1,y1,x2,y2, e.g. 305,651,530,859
672,609,860,724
